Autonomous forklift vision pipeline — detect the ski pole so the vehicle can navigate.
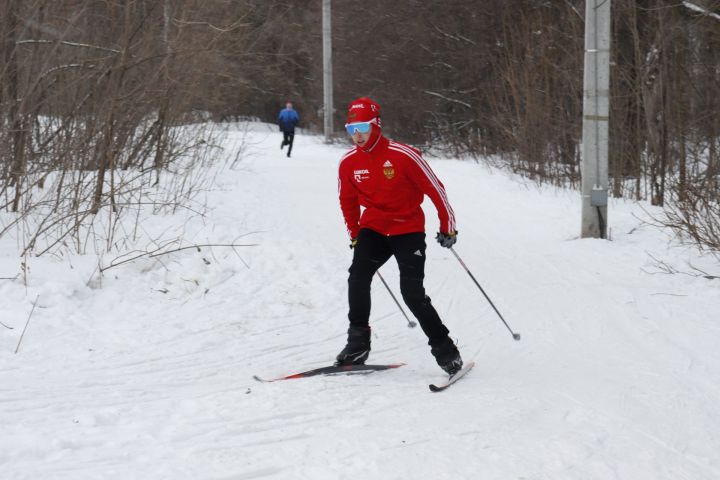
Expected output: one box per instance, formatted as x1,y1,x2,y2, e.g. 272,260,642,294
376,271,417,328
449,247,521,341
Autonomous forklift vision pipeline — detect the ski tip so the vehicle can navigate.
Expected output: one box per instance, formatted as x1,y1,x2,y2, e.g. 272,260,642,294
428,361,475,392
252,375,271,383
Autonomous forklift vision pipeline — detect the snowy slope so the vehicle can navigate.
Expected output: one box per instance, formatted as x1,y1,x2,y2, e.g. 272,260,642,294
1,122,719,480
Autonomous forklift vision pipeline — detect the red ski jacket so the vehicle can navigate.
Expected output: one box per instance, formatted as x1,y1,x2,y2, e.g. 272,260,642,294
338,134,457,239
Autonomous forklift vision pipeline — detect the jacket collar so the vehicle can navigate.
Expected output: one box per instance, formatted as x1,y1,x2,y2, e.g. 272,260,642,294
359,132,388,157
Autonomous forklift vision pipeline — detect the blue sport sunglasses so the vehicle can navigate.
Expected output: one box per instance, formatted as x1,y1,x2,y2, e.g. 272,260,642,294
345,118,377,135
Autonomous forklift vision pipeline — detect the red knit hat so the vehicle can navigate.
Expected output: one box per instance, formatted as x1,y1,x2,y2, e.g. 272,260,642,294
346,97,381,127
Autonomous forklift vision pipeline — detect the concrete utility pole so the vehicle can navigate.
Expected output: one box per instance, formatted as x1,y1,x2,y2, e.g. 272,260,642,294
581,0,611,238
322,0,334,142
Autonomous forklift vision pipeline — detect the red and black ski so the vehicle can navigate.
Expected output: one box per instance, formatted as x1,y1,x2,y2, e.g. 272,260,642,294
253,363,405,383
428,361,475,392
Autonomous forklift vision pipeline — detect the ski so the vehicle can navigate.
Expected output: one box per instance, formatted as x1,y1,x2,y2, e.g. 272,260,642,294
429,361,475,392
253,363,405,383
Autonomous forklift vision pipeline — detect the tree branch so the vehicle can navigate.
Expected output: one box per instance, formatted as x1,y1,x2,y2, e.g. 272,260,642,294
423,90,472,108
682,1,720,21
16,39,122,53
100,243,258,273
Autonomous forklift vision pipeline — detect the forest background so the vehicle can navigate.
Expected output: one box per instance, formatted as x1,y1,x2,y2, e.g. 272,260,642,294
1,0,719,254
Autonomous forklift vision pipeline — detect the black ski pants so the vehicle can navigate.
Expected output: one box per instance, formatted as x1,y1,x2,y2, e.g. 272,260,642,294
281,131,294,156
347,228,450,345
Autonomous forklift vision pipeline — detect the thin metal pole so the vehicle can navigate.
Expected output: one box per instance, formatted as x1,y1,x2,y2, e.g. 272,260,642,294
376,271,417,328
322,0,333,142
450,248,521,341
15,294,40,354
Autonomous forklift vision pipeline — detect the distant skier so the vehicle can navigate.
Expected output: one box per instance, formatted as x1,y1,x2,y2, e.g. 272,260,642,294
278,101,299,157
336,96,463,375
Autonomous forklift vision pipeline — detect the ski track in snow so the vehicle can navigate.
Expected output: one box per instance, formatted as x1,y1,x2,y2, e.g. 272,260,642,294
1,122,720,479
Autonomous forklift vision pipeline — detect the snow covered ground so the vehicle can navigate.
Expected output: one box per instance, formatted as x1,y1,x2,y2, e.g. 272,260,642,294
1,122,719,479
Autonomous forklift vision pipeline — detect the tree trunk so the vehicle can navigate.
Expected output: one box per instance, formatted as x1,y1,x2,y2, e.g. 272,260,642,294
6,0,29,213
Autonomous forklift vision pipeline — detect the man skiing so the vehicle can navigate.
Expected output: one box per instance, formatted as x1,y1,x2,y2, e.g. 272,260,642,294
336,97,463,375
278,101,299,157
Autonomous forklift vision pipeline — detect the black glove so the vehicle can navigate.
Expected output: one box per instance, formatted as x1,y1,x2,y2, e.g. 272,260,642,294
436,231,457,248
349,238,358,249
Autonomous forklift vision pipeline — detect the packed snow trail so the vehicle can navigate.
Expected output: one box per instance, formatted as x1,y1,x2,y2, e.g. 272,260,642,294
1,123,719,479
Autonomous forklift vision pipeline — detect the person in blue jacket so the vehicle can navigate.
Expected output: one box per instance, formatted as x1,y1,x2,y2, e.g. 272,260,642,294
278,101,299,157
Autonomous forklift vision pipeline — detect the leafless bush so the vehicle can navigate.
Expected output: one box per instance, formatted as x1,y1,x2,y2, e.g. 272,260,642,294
0,0,250,256
660,174,720,253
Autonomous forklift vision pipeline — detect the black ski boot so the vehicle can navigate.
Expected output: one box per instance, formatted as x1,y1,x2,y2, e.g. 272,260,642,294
335,325,371,366
430,337,463,375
